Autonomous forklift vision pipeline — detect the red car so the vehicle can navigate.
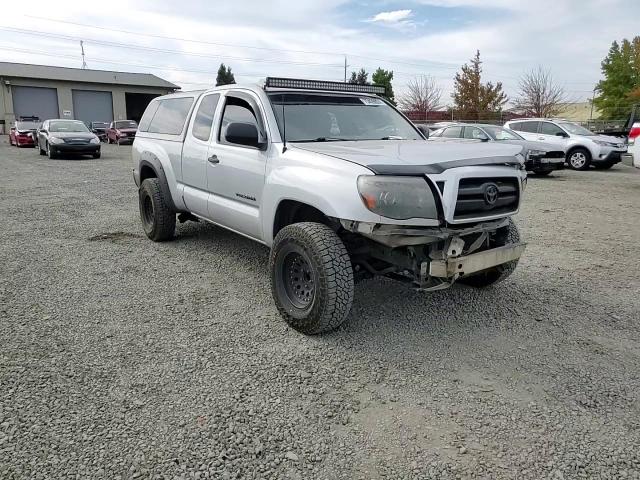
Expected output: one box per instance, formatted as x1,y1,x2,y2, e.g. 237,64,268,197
106,120,138,145
9,120,40,147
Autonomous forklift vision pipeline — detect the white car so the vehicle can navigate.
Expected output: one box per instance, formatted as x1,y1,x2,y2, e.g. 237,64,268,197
504,118,627,171
622,122,640,168
132,78,527,334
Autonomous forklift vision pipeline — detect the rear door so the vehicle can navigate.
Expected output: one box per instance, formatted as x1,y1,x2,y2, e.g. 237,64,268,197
206,91,269,241
182,93,221,218
509,121,540,141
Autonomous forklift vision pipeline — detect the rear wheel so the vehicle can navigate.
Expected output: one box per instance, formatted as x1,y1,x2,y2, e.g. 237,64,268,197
458,219,521,288
567,148,591,170
270,222,354,335
139,178,176,242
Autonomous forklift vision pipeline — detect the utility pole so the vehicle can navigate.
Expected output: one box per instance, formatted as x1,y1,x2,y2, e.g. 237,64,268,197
589,87,596,123
80,41,87,69
344,56,347,83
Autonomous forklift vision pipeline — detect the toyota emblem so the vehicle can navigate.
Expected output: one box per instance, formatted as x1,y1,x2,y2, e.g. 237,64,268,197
483,183,499,206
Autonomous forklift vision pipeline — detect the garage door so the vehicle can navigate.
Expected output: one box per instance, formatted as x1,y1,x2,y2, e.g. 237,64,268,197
72,90,114,126
12,86,59,121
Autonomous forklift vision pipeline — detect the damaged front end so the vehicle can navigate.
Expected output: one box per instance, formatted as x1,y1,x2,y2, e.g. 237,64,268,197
340,218,526,291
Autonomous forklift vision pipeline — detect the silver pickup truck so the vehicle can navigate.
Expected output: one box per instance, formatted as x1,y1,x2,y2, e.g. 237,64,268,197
132,78,527,334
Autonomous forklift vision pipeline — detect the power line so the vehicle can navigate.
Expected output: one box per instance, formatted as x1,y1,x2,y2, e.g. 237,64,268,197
0,27,344,68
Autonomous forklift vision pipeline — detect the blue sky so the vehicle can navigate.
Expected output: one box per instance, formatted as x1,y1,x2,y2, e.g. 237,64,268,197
0,0,636,105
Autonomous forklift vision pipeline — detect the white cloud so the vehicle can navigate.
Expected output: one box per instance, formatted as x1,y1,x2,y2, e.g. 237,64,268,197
368,9,413,24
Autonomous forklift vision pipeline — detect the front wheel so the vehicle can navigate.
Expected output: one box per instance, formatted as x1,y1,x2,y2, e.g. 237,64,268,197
567,148,591,170
46,142,57,159
270,223,354,335
138,178,176,242
458,218,521,288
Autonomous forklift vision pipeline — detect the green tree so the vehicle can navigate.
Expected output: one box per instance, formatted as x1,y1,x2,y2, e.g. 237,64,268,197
371,68,395,104
593,37,640,119
452,50,507,120
348,68,369,85
216,63,236,86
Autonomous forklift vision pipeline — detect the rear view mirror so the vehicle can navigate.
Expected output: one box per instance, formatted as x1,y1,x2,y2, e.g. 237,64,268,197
225,122,265,149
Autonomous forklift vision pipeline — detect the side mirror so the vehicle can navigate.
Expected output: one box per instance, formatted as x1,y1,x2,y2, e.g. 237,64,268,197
415,124,429,139
479,135,490,142
556,131,569,138
225,122,265,149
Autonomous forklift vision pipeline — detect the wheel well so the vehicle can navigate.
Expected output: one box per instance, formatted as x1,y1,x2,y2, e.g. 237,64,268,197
140,164,157,183
566,145,590,160
273,200,333,237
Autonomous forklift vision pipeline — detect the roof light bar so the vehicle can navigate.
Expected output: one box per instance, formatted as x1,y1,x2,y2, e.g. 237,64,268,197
265,77,386,95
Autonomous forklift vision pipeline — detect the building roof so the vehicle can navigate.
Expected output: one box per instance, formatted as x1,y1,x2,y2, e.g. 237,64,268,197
0,62,179,89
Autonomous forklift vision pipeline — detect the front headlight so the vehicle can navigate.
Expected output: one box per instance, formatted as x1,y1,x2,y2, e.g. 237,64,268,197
593,140,615,147
89,137,100,144
357,175,438,220
48,136,64,144
526,149,547,160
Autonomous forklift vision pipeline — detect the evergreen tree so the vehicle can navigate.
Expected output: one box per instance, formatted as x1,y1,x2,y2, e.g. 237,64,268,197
348,68,369,85
452,51,507,120
216,63,236,86
593,37,640,119
371,68,395,105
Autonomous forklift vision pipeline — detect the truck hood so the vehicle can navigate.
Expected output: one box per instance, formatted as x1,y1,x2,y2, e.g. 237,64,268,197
293,140,524,175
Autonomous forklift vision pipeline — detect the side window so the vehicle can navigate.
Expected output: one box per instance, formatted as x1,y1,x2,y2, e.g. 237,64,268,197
219,96,260,146
463,127,488,140
508,122,522,131
540,122,564,136
138,101,160,133
518,121,540,133
148,97,194,135
441,126,462,138
191,94,220,141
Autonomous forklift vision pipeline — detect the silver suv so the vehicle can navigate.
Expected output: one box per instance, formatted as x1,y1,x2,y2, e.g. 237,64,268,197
504,118,627,170
132,78,527,334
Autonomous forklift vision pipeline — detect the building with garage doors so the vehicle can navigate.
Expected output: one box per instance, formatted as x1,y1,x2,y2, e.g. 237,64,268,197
0,62,179,134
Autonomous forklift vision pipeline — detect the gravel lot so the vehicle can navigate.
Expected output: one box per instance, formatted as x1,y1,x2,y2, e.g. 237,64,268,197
1,137,639,480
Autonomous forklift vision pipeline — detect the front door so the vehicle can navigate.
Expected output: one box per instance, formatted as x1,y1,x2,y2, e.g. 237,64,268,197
537,121,570,150
206,92,268,241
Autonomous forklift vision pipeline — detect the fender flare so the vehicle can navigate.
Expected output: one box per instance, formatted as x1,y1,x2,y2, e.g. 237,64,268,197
139,155,181,213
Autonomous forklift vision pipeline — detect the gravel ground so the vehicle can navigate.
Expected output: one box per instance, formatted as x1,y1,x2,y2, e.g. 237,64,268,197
1,137,639,480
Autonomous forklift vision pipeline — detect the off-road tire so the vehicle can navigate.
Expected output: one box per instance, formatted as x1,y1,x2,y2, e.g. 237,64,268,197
138,178,176,242
567,147,591,170
459,218,521,288
270,222,354,335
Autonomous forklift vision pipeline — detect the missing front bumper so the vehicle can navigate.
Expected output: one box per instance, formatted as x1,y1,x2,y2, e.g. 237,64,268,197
427,243,526,278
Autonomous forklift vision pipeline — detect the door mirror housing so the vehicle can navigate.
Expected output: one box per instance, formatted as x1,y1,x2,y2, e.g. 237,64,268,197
555,131,569,138
225,122,266,149
415,124,429,139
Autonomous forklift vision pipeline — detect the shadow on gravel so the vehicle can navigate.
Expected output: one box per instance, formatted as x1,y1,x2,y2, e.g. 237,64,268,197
89,231,143,242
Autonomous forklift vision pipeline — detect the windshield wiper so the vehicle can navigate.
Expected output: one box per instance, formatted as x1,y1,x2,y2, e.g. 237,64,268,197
290,137,351,143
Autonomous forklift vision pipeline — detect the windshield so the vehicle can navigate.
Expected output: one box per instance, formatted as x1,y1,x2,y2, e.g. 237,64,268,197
483,126,523,141
115,121,138,129
269,93,421,142
49,121,89,133
16,121,40,130
558,122,594,136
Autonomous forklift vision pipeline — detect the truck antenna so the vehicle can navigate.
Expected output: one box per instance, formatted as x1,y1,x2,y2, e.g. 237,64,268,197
281,93,287,153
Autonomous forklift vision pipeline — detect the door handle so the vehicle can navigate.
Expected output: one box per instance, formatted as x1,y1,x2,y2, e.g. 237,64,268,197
208,154,219,164
538,137,545,140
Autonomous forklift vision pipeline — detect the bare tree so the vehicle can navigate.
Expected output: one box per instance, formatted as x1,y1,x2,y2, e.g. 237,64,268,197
514,66,567,117
399,76,443,120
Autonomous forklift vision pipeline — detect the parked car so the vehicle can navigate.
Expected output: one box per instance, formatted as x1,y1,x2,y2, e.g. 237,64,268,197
89,122,109,142
37,119,101,159
106,120,138,145
9,120,41,148
504,118,627,170
429,123,565,175
622,121,640,169
132,78,527,334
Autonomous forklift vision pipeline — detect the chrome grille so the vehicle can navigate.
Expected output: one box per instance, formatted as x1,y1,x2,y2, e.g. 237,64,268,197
454,177,519,220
